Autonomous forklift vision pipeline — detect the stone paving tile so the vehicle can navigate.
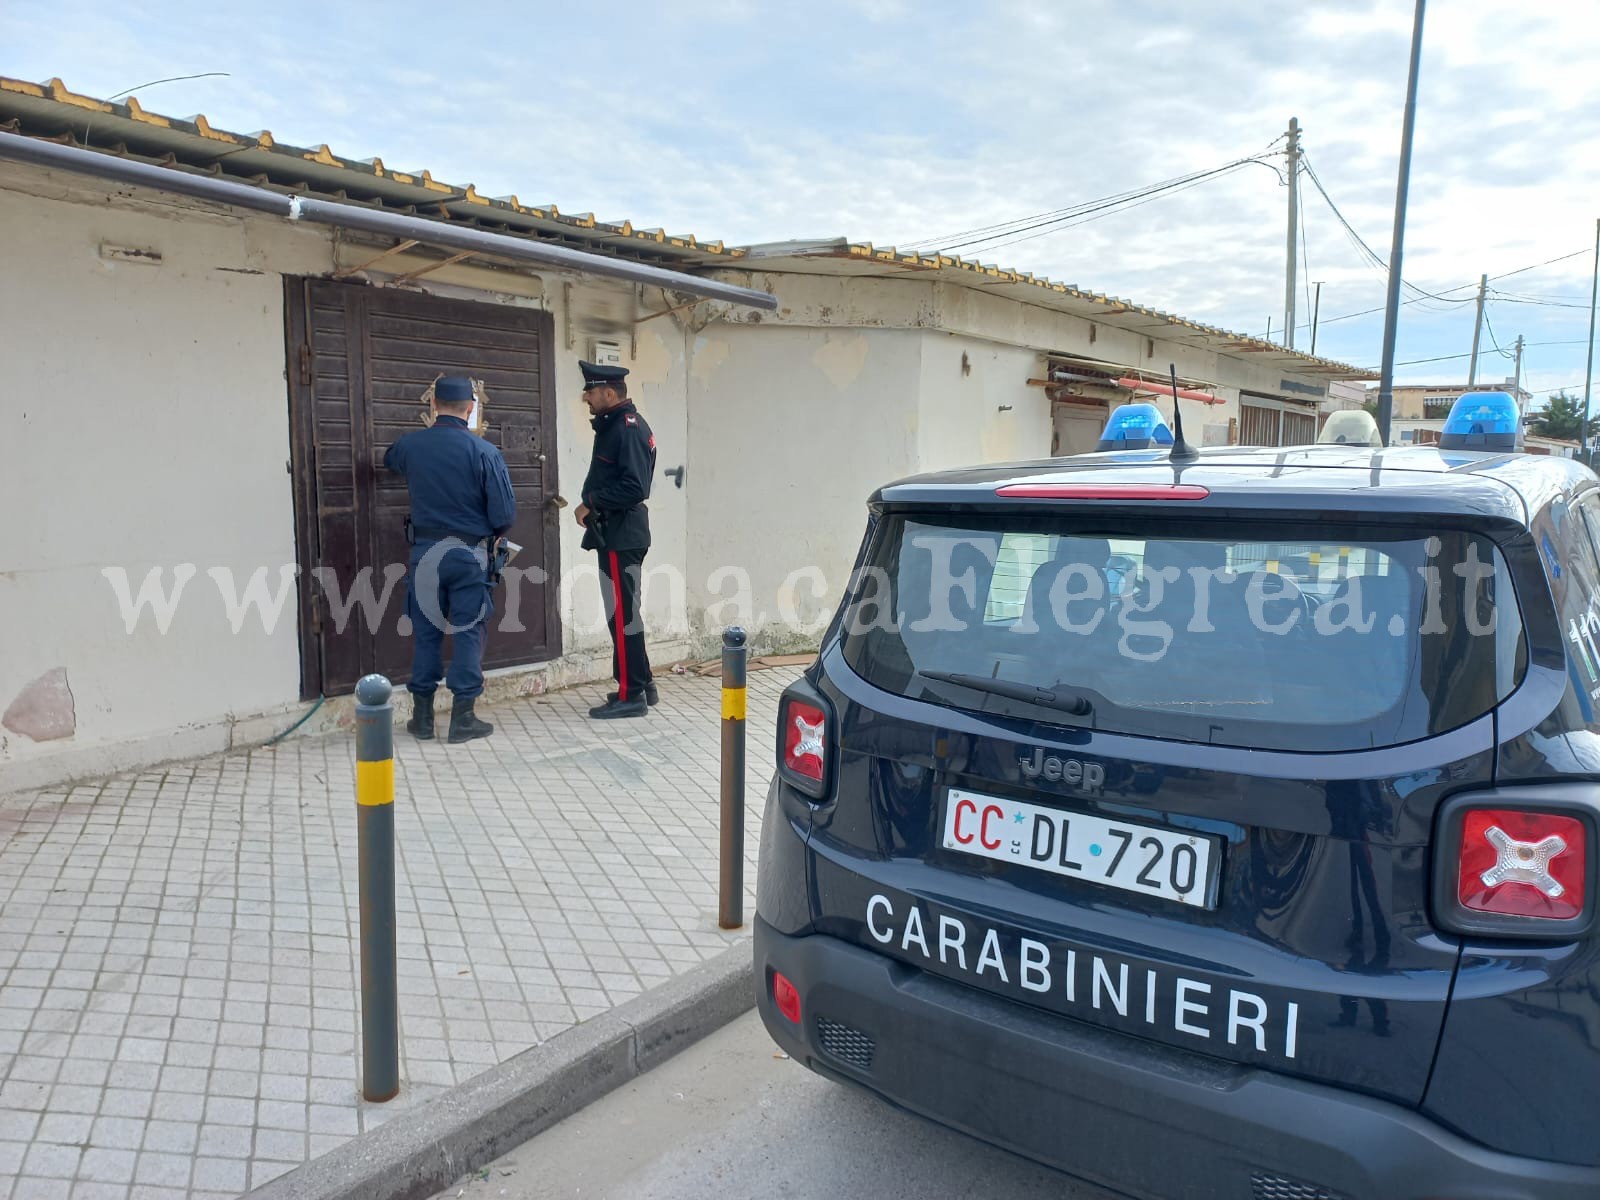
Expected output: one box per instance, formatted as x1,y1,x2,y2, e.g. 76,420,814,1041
0,666,801,1200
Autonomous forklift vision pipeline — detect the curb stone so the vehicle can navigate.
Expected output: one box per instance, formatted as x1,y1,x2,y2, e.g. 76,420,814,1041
247,936,755,1200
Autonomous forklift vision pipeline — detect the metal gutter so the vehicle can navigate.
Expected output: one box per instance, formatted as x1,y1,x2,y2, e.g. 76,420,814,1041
0,133,779,311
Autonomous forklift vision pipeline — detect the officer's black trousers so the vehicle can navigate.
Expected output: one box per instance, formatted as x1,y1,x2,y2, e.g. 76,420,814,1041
598,548,653,703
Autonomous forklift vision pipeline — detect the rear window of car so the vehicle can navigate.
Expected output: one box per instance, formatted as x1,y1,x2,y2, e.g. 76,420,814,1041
839,512,1526,752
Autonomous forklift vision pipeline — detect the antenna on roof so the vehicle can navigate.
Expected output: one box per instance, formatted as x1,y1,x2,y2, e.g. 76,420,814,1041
1167,363,1200,463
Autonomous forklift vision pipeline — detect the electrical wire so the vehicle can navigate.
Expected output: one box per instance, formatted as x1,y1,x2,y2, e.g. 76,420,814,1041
899,131,1293,252
1299,164,1313,333
970,161,1273,256
1482,309,1512,358
938,159,1272,254
78,72,232,155
1300,155,1476,308
1393,341,1587,367
1490,290,1594,303
105,72,230,102
1488,249,1591,282
900,154,1278,255
1295,247,1594,334
1487,292,1592,310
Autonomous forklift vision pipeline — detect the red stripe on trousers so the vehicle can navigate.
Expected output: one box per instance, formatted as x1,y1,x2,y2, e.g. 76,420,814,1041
608,550,628,701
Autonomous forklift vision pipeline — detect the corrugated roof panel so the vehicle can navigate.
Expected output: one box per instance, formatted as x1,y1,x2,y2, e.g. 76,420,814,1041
829,238,1364,374
0,75,736,261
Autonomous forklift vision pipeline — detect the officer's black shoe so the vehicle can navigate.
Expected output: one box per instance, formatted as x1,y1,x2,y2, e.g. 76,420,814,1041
447,696,494,743
589,696,648,720
406,694,435,741
606,683,659,707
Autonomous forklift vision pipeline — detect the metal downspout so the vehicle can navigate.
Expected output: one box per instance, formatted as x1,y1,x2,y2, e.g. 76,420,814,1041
0,133,779,311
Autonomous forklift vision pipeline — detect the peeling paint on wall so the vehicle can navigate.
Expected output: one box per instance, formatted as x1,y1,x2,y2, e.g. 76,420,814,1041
812,332,870,390
2,668,76,742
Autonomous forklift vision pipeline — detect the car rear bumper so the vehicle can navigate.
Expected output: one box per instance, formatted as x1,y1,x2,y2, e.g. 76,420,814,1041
754,918,1600,1200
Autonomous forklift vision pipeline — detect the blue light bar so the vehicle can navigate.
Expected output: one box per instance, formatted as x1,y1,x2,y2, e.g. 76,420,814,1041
1096,402,1174,452
1438,391,1521,452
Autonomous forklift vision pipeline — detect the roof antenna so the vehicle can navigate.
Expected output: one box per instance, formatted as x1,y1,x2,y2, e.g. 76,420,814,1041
1167,363,1200,463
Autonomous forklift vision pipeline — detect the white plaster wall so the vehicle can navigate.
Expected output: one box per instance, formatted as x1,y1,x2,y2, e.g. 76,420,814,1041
915,334,1050,468
716,269,1338,452
0,163,332,785
542,283,693,661
684,322,924,650
0,164,693,790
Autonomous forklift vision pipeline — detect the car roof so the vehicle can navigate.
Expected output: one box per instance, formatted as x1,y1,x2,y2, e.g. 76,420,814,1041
875,444,1597,526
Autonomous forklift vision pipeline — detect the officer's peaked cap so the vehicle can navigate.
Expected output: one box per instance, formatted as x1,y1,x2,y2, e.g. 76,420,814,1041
580,360,629,387
435,375,474,403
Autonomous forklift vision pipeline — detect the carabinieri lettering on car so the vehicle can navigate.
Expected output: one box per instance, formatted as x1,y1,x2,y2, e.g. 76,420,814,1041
864,893,1298,1057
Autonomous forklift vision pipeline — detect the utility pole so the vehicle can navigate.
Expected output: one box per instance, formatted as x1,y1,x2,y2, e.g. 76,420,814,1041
1513,335,1524,397
1467,273,1487,386
1310,281,1324,356
1284,117,1301,350
1376,0,1427,447
1583,217,1598,461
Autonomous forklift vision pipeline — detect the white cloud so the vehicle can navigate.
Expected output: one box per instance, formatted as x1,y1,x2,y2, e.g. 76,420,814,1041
6,0,1598,391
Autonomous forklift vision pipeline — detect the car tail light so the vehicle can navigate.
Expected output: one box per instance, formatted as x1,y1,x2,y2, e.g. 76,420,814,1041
1436,791,1596,938
772,970,802,1024
1457,809,1586,920
778,689,831,799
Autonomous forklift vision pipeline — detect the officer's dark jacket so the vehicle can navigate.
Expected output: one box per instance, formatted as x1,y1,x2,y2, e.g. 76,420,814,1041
383,414,516,540
582,401,656,551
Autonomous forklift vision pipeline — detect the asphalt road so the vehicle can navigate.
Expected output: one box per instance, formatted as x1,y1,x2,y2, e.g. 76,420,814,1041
432,1011,1123,1200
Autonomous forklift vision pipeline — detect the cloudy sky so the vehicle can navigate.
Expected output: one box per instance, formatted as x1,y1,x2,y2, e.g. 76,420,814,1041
8,0,1600,399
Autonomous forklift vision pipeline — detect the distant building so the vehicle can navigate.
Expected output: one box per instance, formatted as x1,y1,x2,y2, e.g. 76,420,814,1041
1328,379,1369,411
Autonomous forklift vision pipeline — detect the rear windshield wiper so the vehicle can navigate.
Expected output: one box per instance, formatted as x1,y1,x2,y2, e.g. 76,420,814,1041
917,670,1093,718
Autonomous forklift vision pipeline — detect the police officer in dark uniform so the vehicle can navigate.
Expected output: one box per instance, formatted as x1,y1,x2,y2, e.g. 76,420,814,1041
382,375,516,743
576,361,657,719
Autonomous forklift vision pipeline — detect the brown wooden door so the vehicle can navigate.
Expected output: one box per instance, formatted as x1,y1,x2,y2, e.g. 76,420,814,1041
286,277,561,698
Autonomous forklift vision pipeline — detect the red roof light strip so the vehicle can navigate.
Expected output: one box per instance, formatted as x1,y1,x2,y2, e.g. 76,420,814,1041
995,483,1211,500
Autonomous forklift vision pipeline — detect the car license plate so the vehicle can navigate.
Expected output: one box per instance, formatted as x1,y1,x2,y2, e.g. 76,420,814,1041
941,789,1221,908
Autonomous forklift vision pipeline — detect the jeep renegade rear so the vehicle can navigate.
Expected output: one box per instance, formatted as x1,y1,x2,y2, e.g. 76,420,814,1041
755,443,1600,1200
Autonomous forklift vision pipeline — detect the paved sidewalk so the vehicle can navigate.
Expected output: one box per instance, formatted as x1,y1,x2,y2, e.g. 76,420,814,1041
0,665,801,1200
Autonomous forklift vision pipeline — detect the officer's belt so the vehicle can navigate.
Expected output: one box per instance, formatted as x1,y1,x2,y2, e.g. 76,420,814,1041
411,526,492,546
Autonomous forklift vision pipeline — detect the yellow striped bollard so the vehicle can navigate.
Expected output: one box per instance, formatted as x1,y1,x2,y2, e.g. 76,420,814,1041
354,674,399,1103
719,627,748,930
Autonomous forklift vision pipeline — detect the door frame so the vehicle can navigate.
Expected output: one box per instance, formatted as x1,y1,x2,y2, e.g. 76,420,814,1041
283,276,564,699
285,278,322,700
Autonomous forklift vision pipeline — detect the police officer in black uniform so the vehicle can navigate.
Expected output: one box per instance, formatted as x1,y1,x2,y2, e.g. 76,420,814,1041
382,374,516,743
576,361,657,719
